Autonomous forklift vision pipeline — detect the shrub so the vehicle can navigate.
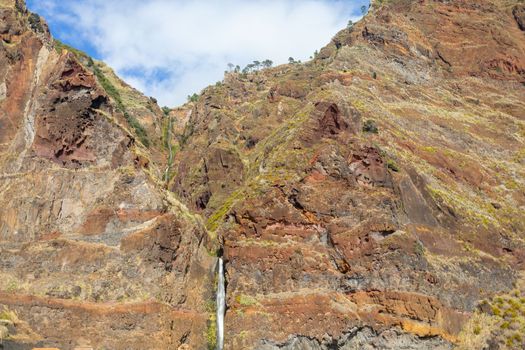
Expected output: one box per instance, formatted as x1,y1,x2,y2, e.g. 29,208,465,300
387,159,400,172
28,13,44,33
363,119,379,133
187,93,199,103
161,106,171,116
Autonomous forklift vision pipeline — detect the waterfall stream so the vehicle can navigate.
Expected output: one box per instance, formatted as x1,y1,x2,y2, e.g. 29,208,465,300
216,258,226,350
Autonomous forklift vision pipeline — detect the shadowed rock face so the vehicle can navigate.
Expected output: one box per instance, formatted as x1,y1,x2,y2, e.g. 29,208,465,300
514,4,525,31
1,0,525,349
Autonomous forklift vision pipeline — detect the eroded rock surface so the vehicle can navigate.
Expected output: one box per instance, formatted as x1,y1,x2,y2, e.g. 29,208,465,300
170,0,525,349
1,0,525,349
0,1,214,349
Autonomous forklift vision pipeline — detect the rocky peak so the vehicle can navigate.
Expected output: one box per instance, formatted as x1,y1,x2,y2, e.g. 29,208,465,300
322,0,525,83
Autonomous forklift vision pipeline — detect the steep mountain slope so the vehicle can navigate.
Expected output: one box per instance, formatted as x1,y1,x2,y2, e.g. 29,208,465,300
170,0,525,348
0,1,214,349
1,0,525,349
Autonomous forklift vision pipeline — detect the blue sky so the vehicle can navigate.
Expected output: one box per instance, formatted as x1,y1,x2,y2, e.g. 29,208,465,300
27,0,370,107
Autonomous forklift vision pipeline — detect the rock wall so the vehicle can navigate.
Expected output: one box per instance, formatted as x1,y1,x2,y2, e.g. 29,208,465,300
0,2,215,349
171,0,525,348
1,0,525,349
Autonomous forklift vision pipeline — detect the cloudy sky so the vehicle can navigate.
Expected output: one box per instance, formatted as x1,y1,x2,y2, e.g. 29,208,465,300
27,0,370,107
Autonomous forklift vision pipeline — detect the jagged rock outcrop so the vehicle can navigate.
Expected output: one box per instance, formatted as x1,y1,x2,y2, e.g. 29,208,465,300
2,0,525,349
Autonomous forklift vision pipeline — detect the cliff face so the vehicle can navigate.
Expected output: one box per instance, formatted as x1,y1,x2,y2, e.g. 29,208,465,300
0,1,215,349
1,0,525,349
172,0,525,348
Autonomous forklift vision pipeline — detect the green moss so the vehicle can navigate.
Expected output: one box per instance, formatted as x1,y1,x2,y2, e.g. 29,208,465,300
492,306,501,316
206,189,243,233
505,179,519,190
236,294,258,306
162,110,179,180
238,330,249,339
204,278,218,349
162,116,173,150
0,309,15,322
422,146,438,153
414,241,424,257
207,248,220,257
206,311,217,350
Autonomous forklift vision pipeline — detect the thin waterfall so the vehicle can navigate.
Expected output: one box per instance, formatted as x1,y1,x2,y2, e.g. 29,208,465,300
216,257,226,350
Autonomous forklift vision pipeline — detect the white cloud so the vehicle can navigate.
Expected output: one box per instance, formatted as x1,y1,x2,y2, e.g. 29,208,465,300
29,0,369,106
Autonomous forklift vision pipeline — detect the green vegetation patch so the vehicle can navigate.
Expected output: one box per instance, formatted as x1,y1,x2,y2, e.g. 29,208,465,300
90,59,150,147
53,39,90,61
206,189,244,233
205,301,217,350
235,294,258,306
386,159,400,172
363,119,378,133
459,290,525,349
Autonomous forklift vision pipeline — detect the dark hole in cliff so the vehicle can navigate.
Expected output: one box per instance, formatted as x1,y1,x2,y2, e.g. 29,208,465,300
288,189,304,210
217,246,224,257
513,5,525,31
196,190,211,210
379,230,395,237
244,136,258,149
61,68,76,78
90,95,107,110
491,202,502,210
54,148,64,158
